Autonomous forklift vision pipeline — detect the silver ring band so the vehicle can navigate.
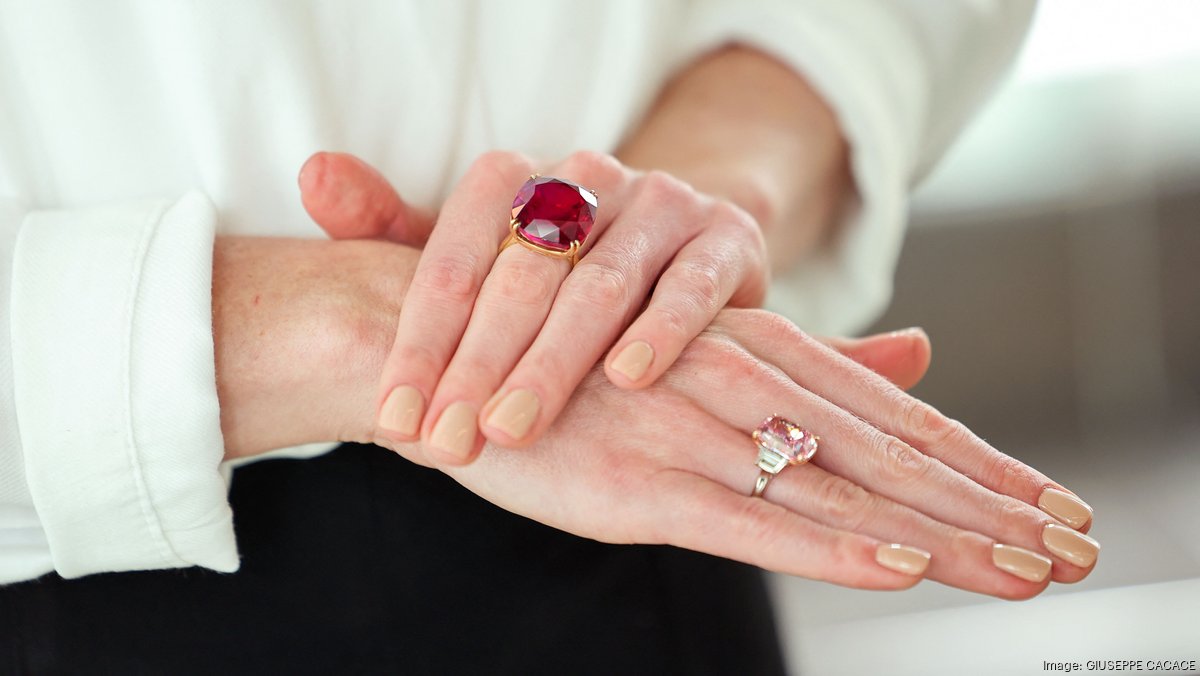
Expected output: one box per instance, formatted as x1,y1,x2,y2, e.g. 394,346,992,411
752,471,772,498
749,415,820,498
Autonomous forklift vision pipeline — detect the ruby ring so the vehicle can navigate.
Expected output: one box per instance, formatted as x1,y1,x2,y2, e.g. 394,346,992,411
500,175,598,266
750,415,820,497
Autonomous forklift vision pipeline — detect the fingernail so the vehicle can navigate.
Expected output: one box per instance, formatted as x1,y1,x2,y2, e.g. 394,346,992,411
992,543,1052,583
875,543,931,576
485,389,540,441
1041,523,1100,568
1038,487,1093,529
379,386,424,437
611,341,654,382
429,402,479,460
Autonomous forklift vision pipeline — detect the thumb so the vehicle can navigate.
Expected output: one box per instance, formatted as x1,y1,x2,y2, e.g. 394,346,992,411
816,328,932,391
298,151,437,246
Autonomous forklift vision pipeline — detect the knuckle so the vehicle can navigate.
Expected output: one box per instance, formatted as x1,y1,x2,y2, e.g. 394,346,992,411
445,351,507,388
412,254,482,301
709,199,758,234
649,303,692,342
676,259,725,315
877,436,929,483
985,452,1037,495
592,450,646,502
637,170,695,208
469,149,530,178
676,332,735,369
947,528,987,560
750,310,808,344
903,398,960,448
562,149,625,184
996,495,1037,528
485,257,558,308
815,474,874,531
568,261,630,311
709,210,768,292
674,332,764,387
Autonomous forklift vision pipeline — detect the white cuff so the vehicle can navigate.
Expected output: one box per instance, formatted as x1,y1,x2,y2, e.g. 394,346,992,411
678,0,917,334
10,191,238,579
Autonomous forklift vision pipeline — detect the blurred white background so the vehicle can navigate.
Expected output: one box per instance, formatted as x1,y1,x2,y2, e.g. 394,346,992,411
772,2,1200,674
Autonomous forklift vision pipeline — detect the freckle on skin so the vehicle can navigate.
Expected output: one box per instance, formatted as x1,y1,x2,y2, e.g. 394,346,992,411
253,294,260,306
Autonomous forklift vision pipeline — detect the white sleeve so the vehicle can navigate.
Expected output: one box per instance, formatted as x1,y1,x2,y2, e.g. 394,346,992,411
677,0,1035,334
0,191,239,584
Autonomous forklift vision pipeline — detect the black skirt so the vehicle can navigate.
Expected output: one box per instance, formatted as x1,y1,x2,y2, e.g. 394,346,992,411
1,443,787,676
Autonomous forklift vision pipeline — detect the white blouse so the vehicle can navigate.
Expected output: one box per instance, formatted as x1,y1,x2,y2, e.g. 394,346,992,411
0,0,1034,584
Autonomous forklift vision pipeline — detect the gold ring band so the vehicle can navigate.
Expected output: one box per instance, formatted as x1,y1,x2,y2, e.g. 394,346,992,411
498,218,582,267
503,174,596,267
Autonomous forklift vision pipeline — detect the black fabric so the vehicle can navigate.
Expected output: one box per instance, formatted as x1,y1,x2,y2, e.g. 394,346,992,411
1,443,787,676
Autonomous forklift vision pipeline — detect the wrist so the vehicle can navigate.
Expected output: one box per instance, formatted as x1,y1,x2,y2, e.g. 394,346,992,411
213,236,415,459
616,45,852,268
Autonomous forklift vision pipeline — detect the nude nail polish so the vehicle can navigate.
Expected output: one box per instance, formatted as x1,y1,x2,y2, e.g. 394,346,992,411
429,402,479,460
1042,523,1100,568
1038,488,1093,529
875,544,931,576
992,543,1052,583
379,386,424,437
485,389,540,441
611,341,654,382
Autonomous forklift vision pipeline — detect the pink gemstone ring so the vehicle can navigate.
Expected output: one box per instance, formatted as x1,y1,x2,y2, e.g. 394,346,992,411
501,174,598,266
750,415,819,497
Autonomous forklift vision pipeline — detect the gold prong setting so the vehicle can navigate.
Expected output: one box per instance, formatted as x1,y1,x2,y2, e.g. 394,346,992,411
504,175,596,267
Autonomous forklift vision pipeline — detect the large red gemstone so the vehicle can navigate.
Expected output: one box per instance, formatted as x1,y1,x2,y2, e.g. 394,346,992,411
511,176,597,251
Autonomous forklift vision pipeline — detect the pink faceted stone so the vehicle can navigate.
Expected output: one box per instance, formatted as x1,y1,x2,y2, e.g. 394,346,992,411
755,415,818,464
511,176,597,251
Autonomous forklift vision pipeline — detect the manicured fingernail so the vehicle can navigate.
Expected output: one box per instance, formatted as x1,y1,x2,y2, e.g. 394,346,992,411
611,341,654,382
875,544,931,576
1038,488,1093,529
379,386,424,437
1042,523,1100,568
485,389,540,441
889,326,926,339
992,543,1052,582
429,402,478,460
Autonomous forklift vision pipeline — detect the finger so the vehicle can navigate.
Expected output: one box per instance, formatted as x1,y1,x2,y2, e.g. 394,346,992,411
815,328,932,391
479,170,699,446
374,151,535,461
688,422,1052,600
654,469,925,590
671,334,1096,584
298,151,437,245
730,311,1094,532
426,151,630,452
604,212,766,390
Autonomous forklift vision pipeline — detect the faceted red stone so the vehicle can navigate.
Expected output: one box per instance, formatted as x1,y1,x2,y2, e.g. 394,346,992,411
511,176,597,251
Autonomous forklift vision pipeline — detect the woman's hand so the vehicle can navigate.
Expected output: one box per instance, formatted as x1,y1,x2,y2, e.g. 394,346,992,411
300,149,771,464
340,305,1096,599
297,163,1097,597
214,234,1095,598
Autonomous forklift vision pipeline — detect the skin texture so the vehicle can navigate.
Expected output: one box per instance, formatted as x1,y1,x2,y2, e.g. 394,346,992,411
212,235,1094,598
296,46,852,463
211,45,1096,598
